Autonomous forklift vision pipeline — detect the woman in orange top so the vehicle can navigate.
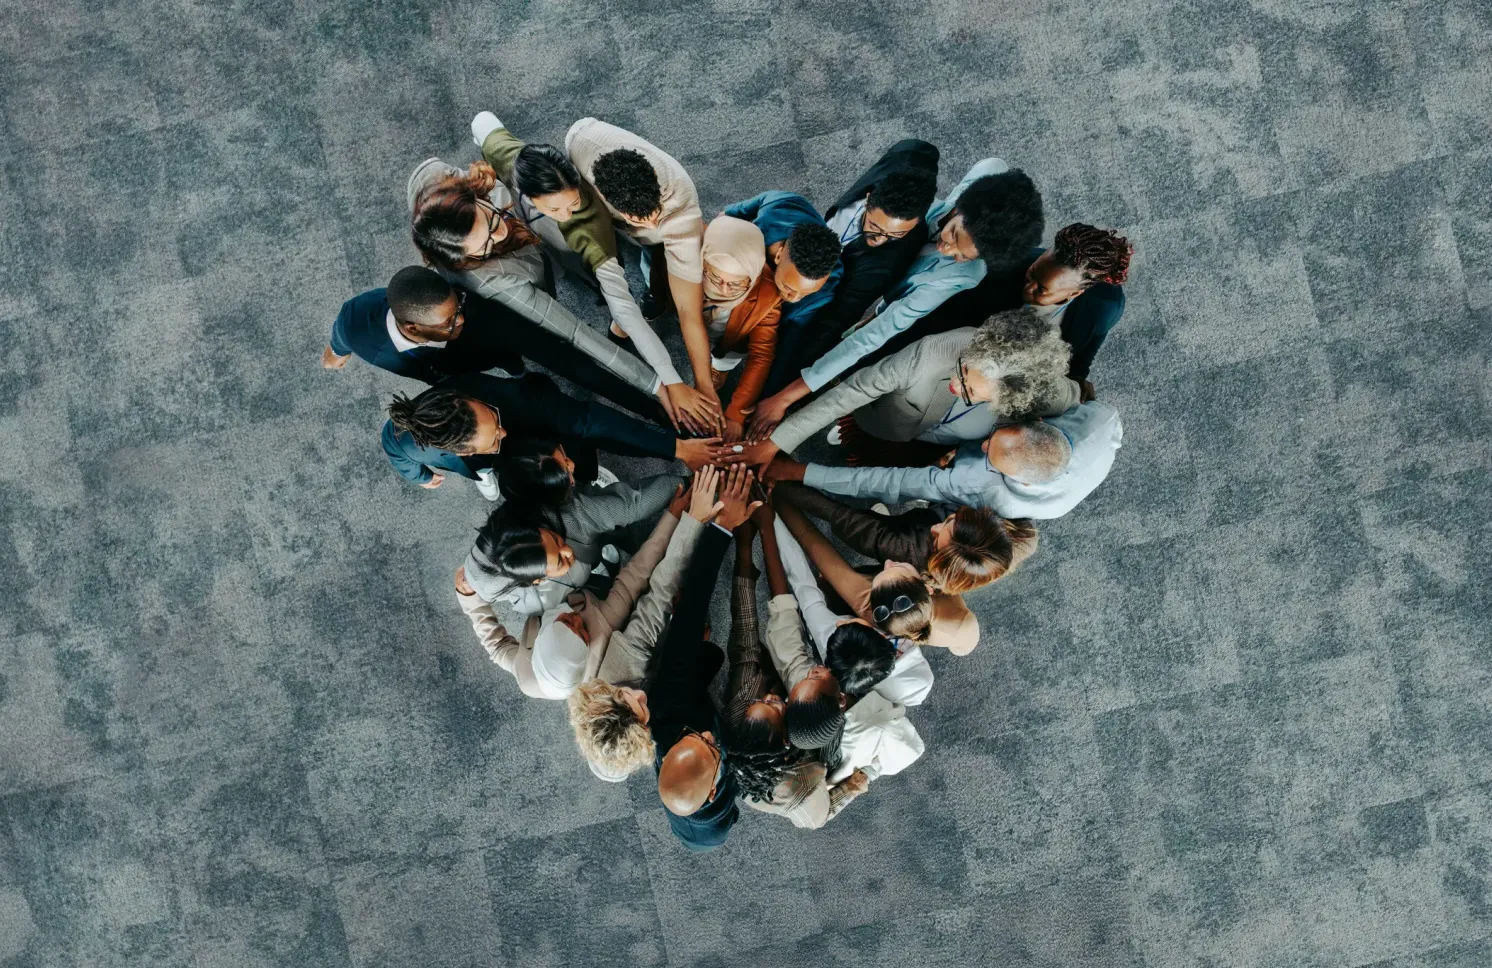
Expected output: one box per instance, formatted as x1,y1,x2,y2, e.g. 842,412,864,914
701,216,782,441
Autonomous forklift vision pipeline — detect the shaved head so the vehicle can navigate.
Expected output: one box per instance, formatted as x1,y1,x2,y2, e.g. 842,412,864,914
657,733,720,816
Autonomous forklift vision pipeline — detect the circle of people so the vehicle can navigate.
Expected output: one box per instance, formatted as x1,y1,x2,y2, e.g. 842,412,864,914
323,113,1131,852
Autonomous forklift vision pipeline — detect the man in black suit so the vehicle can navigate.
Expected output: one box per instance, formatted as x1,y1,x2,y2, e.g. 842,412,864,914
380,372,729,494
325,267,670,424
761,140,940,394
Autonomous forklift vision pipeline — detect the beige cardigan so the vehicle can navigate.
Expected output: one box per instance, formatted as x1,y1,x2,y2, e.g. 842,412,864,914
565,118,705,284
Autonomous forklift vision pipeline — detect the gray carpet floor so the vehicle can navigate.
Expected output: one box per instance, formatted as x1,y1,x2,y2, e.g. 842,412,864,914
2,0,1491,965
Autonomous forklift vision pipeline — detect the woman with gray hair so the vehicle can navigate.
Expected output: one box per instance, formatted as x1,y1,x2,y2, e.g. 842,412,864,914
738,305,1079,472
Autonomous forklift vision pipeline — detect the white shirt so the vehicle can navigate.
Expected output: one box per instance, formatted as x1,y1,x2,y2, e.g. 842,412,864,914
828,197,867,247
832,691,925,783
385,309,445,354
772,519,934,707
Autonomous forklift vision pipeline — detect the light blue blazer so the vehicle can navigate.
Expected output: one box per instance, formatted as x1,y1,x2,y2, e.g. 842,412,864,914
799,158,1008,391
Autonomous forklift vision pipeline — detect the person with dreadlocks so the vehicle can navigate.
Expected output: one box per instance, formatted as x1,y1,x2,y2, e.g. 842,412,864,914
719,507,870,828
879,222,1134,401
757,506,928,786
379,372,729,498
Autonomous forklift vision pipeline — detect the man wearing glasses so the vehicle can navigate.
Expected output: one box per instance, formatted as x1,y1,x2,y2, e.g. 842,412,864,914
322,267,526,383
737,307,1079,473
648,465,763,851
791,140,942,382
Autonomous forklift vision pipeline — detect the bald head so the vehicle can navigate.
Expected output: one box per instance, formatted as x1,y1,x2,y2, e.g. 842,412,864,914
985,422,1071,484
657,732,720,816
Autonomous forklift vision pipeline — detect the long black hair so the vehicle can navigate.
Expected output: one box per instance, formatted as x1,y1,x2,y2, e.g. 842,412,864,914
826,623,896,696
513,144,583,201
470,502,563,587
496,438,574,508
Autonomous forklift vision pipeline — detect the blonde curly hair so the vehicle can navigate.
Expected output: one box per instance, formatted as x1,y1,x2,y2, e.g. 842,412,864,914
567,679,655,777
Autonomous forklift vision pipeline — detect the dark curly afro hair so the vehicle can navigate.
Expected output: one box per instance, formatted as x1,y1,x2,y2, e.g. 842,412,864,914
957,168,1044,269
784,222,842,280
868,168,937,222
591,148,662,219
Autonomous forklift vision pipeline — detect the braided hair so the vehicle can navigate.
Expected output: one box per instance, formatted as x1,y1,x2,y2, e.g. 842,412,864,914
725,711,810,803
1050,223,1133,285
387,389,476,452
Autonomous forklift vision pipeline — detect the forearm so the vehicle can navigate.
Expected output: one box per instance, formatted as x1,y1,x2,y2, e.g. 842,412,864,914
764,594,817,686
771,518,838,654
669,274,714,386
455,588,520,665
804,462,967,507
758,521,792,598
774,483,910,563
502,282,662,395
826,779,866,819
723,329,777,423
575,401,678,460
776,502,872,621
648,525,732,710
596,511,681,636
597,258,682,385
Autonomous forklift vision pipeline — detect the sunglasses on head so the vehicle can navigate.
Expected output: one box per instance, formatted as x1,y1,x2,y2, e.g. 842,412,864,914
871,595,916,624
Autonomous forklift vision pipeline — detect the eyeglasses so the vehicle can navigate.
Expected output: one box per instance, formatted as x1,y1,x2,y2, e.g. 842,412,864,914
678,726,722,800
955,355,973,406
435,290,466,335
705,266,751,297
478,203,505,259
871,595,916,624
861,210,913,244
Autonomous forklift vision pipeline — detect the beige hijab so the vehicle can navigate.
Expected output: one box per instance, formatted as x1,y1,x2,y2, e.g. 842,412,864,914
701,215,767,316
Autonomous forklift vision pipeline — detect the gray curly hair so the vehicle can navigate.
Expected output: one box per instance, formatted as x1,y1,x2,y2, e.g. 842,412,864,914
962,306,1073,417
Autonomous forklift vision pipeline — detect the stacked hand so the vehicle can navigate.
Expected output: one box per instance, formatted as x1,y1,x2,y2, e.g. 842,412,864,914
746,391,791,439
663,383,725,436
666,481,692,517
688,464,762,530
674,437,734,471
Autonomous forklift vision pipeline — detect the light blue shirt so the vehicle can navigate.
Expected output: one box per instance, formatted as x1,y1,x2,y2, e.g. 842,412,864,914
799,158,1008,391
804,401,1123,519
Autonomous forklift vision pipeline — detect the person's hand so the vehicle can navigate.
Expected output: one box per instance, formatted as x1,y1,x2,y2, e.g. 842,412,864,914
724,418,746,443
675,436,732,471
321,345,350,369
454,565,474,596
656,385,681,432
750,500,775,530
746,391,790,439
666,481,691,517
837,769,870,797
935,448,958,469
421,473,445,489
713,464,763,531
666,383,724,436
734,438,780,474
1079,379,1097,403
688,464,722,523
762,457,806,485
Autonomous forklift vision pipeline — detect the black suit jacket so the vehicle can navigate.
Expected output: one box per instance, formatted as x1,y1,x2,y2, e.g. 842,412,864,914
381,372,676,484
767,140,941,390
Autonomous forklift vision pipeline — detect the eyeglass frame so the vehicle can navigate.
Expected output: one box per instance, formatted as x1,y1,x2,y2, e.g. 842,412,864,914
871,594,917,624
677,725,722,801
955,355,973,406
860,207,914,244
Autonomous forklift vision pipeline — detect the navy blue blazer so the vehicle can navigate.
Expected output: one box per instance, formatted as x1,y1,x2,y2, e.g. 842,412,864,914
381,372,676,484
331,289,525,384
646,525,739,851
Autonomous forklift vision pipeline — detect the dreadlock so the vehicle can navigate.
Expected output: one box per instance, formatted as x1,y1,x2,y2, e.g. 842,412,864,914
727,745,812,804
1050,223,1133,285
387,389,477,451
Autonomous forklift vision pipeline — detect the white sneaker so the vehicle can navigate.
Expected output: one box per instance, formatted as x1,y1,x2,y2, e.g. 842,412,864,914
594,465,620,488
826,424,843,446
471,111,502,146
475,469,501,502
871,503,891,516
601,544,620,565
